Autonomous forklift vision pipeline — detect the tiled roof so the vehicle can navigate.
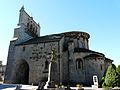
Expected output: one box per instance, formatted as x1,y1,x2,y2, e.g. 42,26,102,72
74,48,104,56
105,58,113,62
16,33,63,45
83,54,104,59
16,31,90,45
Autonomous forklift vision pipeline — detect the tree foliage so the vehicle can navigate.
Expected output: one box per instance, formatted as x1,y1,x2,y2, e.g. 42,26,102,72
116,65,120,75
116,65,120,86
102,64,119,87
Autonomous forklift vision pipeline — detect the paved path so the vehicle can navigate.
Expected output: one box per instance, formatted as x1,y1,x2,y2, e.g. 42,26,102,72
0,84,38,90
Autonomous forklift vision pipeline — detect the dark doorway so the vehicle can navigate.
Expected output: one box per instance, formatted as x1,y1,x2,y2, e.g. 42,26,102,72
16,60,29,84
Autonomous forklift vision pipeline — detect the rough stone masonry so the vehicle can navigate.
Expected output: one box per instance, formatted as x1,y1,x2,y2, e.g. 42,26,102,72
4,6,113,86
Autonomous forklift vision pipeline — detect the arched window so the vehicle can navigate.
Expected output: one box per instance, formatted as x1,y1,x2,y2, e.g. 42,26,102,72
45,60,49,69
30,24,33,30
33,24,35,33
33,27,35,33
27,23,29,28
76,59,83,70
33,27,37,34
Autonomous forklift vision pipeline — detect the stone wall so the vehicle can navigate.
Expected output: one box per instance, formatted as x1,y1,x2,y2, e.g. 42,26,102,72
85,56,105,86
10,40,60,84
4,41,16,83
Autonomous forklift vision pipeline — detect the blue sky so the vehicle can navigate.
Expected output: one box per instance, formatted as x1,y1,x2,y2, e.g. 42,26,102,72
0,0,120,65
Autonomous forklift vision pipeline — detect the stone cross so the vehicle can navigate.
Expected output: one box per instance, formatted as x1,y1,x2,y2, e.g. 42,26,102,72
44,48,57,89
50,49,57,62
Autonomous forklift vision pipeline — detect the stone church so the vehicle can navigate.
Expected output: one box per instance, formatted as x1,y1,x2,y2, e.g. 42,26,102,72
4,7,113,86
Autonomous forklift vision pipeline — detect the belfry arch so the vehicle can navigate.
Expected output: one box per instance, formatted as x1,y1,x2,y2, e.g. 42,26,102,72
15,60,29,84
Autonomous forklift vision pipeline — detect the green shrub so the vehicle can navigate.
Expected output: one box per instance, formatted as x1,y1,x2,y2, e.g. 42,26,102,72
102,64,119,87
116,65,120,75
116,65,120,86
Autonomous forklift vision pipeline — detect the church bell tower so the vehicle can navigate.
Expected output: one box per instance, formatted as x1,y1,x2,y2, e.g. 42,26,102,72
13,6,40,44
4,6,41,84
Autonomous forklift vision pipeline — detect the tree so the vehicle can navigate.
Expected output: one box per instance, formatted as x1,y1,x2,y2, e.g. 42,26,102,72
116,65,120,86
103,64,119,87
116,65,120,75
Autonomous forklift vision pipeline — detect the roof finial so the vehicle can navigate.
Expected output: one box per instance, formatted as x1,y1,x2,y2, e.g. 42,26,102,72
20,5,25,12
22,5,24,9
